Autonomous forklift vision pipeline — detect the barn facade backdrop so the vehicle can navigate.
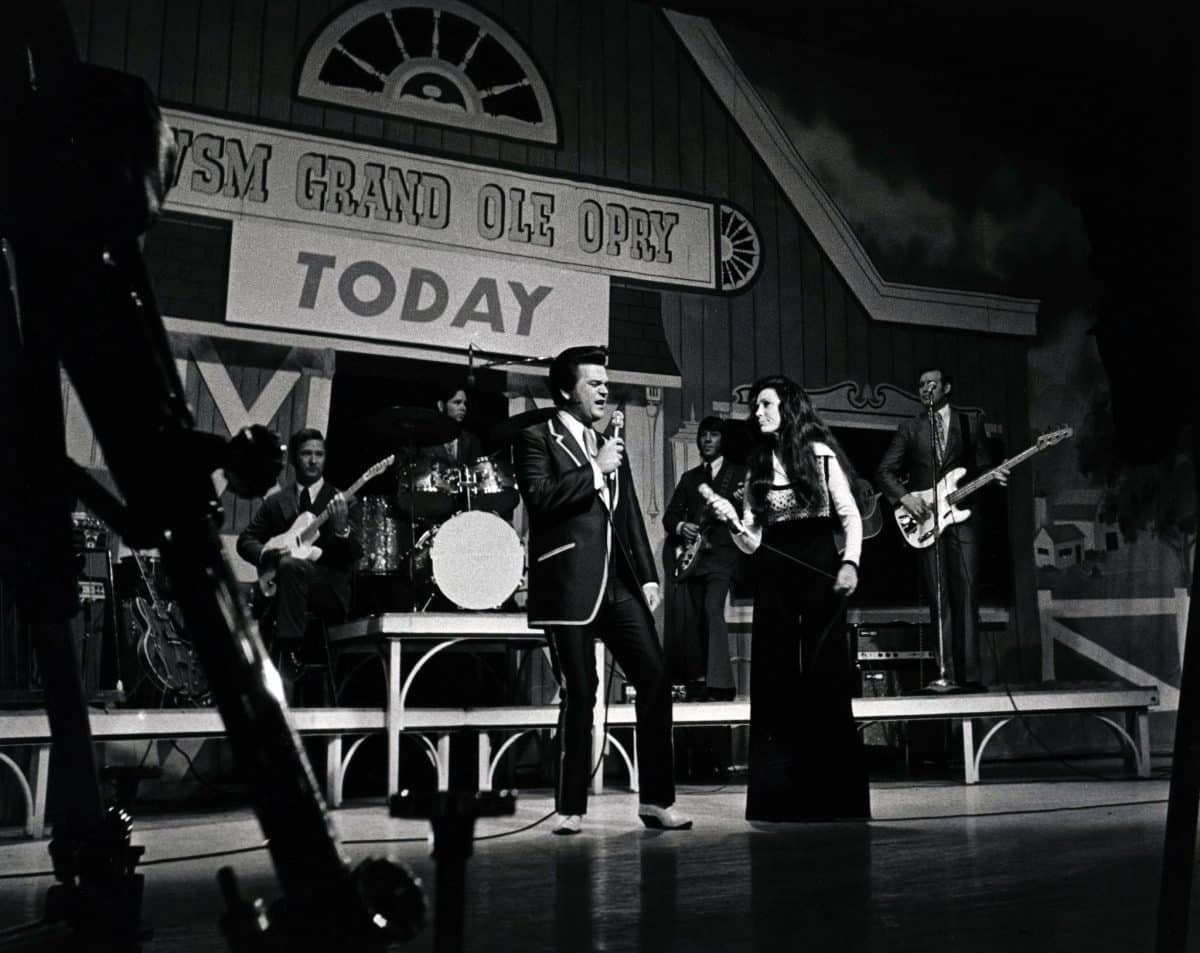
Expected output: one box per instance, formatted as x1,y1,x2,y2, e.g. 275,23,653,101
3,0,1186,796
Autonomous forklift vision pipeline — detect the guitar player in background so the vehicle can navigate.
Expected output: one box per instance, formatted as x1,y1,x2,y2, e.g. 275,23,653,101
875,368,1008,692
664,417,746,702
237,428,361,700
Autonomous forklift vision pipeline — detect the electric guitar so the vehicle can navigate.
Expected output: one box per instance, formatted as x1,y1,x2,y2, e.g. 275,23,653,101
130,551,209,703
893,425,1073,548
256,455,394,598
674,483,744,581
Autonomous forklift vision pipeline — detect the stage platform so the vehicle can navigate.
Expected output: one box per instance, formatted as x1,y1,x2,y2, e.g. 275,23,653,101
0,611,1158,839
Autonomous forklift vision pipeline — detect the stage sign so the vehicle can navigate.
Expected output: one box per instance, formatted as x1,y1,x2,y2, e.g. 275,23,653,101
227,219,608,358
163,108,734,291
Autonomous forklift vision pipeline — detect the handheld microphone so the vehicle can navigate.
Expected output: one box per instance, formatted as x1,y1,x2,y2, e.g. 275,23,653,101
699,482,745,534
610,408,624,440
466,343,476,389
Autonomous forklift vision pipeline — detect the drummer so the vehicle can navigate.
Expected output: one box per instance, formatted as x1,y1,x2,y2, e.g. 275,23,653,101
417,383,484,469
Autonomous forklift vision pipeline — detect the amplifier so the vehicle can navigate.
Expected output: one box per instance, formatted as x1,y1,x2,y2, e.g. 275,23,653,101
857,650,935,662
854,625,929,655
77,579,107,603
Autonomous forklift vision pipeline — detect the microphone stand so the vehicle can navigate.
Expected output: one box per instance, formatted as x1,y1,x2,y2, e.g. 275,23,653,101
924,395,957,693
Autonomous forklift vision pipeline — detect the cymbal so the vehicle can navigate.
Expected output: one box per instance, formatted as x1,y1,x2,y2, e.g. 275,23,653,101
362,405,462,445
485,406,559,450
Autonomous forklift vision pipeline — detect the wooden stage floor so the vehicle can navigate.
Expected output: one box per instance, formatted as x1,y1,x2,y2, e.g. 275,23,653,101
0,771,1193,952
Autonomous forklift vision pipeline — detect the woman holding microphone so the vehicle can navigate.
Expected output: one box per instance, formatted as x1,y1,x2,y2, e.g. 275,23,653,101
707,375,870,822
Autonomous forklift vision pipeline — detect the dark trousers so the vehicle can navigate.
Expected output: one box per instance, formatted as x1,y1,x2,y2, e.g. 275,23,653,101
919,521,981,684
546,575,675,815
672,572,735,690
274,556,347,644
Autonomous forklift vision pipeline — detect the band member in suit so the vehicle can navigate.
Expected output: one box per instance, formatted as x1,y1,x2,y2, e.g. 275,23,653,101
237,429,361,655
708,376,867,821
875,367,1007,690
514,346,690,835
663,417,746,701
418,384,484,468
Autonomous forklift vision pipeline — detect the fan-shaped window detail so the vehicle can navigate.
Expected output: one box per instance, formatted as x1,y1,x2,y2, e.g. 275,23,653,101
719,204,761,292
298,0,558,145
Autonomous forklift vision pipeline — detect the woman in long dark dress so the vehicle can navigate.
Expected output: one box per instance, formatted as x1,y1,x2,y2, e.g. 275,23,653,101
709,375,869,821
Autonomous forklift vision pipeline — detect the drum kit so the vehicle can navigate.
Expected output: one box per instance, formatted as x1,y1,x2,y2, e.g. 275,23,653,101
353,405,554,611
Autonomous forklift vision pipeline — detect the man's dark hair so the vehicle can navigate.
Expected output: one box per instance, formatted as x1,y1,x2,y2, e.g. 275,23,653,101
288,427,325,465
548,346,608,407
696,415,725,447
433,381,468,406
920,366,954,390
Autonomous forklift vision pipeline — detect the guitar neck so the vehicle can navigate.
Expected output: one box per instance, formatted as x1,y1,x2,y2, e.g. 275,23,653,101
299,472,371,543
945,442,1042,504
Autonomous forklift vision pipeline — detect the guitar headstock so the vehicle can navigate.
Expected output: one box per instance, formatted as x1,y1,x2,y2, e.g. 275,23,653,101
1037,426,1074,449
365,454,396,481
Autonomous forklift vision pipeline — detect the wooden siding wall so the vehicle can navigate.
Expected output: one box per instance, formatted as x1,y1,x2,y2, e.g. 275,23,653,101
62,0,1029,444
61,0,1038,667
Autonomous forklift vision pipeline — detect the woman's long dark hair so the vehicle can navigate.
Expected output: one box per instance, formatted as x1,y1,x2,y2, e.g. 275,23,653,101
745,375,860,516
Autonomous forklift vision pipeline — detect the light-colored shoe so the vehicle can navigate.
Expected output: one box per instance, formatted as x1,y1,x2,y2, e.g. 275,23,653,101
638,804,693,830
552,813,583,835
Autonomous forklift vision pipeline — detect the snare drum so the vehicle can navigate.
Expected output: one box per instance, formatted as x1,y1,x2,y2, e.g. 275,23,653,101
396,461,459,520
463,457,519,514
356,495,401,573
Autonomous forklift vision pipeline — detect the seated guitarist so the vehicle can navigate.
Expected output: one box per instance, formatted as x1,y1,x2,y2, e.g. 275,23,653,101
875,368,1007,691
663,417,746,701
237,429,361,677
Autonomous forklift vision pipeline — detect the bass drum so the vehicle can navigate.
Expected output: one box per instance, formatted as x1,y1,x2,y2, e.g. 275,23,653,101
430,511,525,610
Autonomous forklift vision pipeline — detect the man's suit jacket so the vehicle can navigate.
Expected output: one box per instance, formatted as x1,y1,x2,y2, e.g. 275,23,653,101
663,461,746,577
236,482,362,605
515,417,657,628
875,407,991,504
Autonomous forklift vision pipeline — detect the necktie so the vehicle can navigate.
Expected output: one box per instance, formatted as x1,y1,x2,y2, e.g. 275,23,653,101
584,427,598,459
299,487,313,513
703,462,714,485
933,414,946,468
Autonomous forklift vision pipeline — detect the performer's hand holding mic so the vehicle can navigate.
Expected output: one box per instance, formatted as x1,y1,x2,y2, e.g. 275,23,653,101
596,409,624,475
699,483,745,534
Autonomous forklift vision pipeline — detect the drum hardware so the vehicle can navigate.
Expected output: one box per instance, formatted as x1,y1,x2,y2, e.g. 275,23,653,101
71,511,108,551
483,406,557,453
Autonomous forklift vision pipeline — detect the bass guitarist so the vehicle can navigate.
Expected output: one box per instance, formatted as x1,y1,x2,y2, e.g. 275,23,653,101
237,429,361,687
664,417,746,701
875,368,1007,690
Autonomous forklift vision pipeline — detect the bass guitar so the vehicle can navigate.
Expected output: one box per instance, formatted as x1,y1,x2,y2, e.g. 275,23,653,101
256,454,394,598
893,425,1073,548
130,550,209,703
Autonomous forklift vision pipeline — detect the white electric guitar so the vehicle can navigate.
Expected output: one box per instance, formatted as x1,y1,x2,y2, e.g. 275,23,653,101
893,426,1072,549
256,454,394,598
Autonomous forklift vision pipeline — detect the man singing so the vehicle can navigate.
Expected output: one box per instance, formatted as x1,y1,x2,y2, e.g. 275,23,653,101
514,346,690,835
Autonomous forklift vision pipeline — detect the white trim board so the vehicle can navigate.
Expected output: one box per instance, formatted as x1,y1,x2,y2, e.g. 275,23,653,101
163,317,682,389
666,13,1039,337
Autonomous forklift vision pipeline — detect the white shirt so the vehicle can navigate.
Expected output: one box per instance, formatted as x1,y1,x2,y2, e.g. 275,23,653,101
556,411,609,504
733,443,863,566
299,478,324,505
675,456,724,535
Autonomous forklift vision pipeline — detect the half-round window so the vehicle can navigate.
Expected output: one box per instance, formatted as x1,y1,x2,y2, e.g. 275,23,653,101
297,0,559,145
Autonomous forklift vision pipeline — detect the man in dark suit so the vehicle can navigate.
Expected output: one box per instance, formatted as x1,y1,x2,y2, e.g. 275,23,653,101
237,429,361,665
418,384,484,468
663,417,745,701
875,368,1006,690
515,346,690,835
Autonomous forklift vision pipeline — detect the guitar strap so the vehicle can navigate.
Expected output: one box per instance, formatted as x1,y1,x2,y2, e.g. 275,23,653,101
958,411,977,476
